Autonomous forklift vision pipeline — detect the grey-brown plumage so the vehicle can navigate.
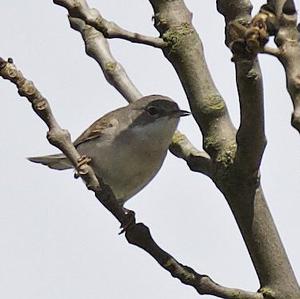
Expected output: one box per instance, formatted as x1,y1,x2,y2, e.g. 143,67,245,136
28,95,189,204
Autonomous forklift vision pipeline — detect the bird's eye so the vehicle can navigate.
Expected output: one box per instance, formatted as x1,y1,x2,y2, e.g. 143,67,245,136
146,106,160,116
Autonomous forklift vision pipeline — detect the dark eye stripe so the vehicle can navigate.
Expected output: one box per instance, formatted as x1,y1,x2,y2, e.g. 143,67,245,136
147,106,160,116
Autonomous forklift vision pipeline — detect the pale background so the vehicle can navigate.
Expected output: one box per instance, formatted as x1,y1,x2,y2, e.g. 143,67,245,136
0,1,299,298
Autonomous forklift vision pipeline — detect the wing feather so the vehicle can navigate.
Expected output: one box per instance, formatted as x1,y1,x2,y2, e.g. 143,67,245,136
74,113,119,147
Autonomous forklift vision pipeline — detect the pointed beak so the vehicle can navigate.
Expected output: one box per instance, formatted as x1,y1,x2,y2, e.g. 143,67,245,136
177,109,191,117
168,109,190,118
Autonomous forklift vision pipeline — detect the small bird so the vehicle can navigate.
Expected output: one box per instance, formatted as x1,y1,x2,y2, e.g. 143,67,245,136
29,95,189,205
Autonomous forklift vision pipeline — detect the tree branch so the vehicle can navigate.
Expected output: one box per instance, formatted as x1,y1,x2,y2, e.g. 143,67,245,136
149,0,237,165
0,57,130,227
216,1,300,296
234,60,266,174
0,58,97,190
125,224,263,299
238,0,300,133
69,16,142,103
169,131,212,176
53,0,166,48
217,0,267,176
273,0,300,132
0,56,262,299
54,1,207,176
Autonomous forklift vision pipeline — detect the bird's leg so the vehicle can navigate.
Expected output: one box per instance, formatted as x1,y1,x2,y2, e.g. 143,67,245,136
93,180,136,234
119,208,136,234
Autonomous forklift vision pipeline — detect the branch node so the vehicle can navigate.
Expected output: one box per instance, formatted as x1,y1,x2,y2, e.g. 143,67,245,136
34,98,48,111
47,128,71,147
18,80,36,98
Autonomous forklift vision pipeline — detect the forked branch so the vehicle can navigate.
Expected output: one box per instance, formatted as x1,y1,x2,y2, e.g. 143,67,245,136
53,0,166,48
217,0,267,175
230,0,300,133
58,4,208,174
69,16,142,103
0,56,260,299
274,0,300,132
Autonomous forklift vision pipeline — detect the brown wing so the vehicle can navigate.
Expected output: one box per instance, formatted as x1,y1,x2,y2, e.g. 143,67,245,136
74,114,117,147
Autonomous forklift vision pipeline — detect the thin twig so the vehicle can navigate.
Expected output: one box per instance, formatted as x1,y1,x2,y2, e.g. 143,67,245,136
53,0,166,48
126,223,263,299
69,16,142,103
0,57,129,226
0,58,98,191
57,5,205,173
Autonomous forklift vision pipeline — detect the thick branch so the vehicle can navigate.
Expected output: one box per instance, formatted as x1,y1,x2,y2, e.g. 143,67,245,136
217,0,267,176
0,56,259,299
216,1,300,296
52,2,300,297
274,1,300,132
240,0,300,132
125,224,263,299
234,60,266,174
53,0,166,48
222,183,300,298
149,0,236,164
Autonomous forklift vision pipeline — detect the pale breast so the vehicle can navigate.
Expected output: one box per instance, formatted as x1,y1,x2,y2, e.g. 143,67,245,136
77,135,168,204
76,116,178,204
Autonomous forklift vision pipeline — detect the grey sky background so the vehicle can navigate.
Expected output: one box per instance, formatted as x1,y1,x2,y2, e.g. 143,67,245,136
0,1,299,299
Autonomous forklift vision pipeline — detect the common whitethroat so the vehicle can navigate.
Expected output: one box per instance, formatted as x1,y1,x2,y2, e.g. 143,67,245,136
29,95,190,205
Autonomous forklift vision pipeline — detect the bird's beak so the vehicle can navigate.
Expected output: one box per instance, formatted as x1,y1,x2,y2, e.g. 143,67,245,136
168,109,190,118
177,109,191,117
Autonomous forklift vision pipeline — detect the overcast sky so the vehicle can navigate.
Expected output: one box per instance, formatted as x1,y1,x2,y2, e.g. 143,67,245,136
0,1,299,299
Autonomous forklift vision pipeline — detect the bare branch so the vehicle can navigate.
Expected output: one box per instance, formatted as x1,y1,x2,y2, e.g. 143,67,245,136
234,59,266,174
0,58,97,191
0,57,131,227
169,131,212,176
125,224,263,299
149,0,237,165
216,2,300,294
217,0,266,176
240,0,300,133
69,17,142,103
0,56,261,299
53,0,166,48
273,0,300,132
54,1,206,177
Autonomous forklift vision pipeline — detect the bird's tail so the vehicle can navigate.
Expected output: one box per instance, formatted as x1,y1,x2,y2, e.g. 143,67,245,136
28,153,72,170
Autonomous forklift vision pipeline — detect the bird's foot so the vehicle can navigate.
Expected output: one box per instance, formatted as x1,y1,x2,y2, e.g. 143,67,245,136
74,155,92,178
119,208,136,234
77,155,92,167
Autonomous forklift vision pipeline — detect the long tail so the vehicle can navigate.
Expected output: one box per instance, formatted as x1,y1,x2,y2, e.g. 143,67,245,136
28,153,72,170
